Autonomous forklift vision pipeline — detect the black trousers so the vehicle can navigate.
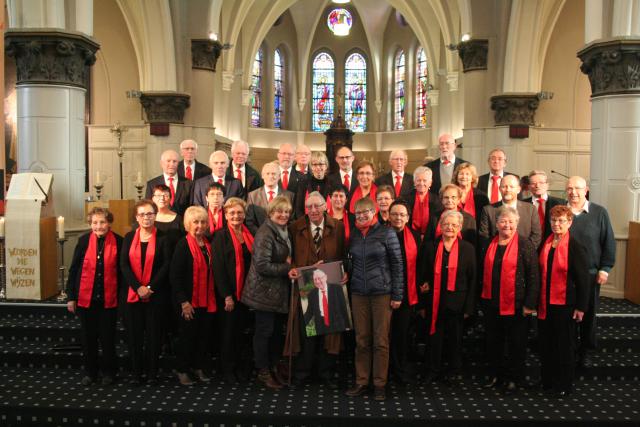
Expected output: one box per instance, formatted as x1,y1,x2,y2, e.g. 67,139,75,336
538,305,576,392
429,307,464,376
176,307,214,373
578,273,598,356
294,334,338,381
253,310,286,370
219,302,253,373
124,302,162,378
76,305,117,378
390,302,413,379
483,304,528,383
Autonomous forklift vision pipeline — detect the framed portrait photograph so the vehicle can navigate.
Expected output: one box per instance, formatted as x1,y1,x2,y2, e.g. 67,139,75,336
297,261,352,337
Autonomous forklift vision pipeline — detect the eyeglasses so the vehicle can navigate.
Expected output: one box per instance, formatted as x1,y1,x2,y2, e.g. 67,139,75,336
152,194,169,199
136,212,156,218
389,212,408,218
550,218,569,224
442,223,461,229
336,155,353,160
354,209,374,217
311,163,326,168
358,171,373,176
305,203,325,210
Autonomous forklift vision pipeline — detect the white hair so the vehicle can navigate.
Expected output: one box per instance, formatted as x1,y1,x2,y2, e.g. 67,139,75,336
231,140,250,153
179,139,198,150
209,150,230,165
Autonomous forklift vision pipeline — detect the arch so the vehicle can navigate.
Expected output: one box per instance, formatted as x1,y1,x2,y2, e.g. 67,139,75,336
344,51,367,132
311,50,336,132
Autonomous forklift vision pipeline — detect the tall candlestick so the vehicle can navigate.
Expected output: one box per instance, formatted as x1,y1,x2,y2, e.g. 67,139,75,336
0,217,4,238
96,171,101,184
57,216,65,239
136,171,143,184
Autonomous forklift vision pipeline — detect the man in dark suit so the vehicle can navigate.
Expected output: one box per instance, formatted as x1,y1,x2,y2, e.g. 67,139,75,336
277,143,304,194
246,162,294,234
425,133,466,195
303,269,350,336
522,170,565,243
375,150,414,198
177,139,211,181
192,150,244,206
477,148,518,204
294,144,312,176
327,145,358,193
145,150,192,215
479,175,542,249
225,140,263,198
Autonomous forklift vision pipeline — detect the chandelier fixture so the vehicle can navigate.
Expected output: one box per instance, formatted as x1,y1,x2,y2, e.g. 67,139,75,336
328,8,352,37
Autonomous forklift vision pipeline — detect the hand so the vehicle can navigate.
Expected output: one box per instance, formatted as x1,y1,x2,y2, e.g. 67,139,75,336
340,272,349,285
181,301,194,320
463,313,470,319
288,268,300,280
137,286,153,299
286,256,292,264
224,297,235,312
390,300,401,310
419,283,430,293
313,260,324,266
522,306,535,317
573,309,584,322
596,271,608,285
67,300,76,314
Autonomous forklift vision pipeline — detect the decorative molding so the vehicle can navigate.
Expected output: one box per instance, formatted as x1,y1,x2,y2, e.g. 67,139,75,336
139,91,190,124
298,98,306,112
5,29,100,88
374,99,382,113
446,72,459,92
490,93,539,126
427,90,440,106
578,38,640,97
222,71,234,91
458,39,488,72
191,39,223,71
241,89,252,106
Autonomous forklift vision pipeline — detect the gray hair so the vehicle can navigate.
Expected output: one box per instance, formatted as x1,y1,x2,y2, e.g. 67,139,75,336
179,139,198,150
413,166,433,180
209,150,230,165
439,210,463,227
528,170,548,180
306,191,326,206
231,140,250,153
496,206,520,222
310,151,328,165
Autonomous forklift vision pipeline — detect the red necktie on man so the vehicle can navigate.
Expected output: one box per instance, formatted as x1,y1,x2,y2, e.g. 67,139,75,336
236,168,243,186
394,175,402,197
322,290,330,326
343,173,350,190
186,165,193,181
218,178,223,185
490,175,500,204
268,191,274,202
168,176,175,205
282,170,289,190
537,198,545,234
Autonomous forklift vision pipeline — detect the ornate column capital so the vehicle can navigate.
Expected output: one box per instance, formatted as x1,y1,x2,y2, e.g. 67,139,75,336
298,98,307,112
446,72,459,91
5,29,100,89
458,39,488,72
139,91,190,124
222,71,235,91
241,89,252,106
490,93,539,126
191,39,223,72
427,90,440,106
578,37,640,97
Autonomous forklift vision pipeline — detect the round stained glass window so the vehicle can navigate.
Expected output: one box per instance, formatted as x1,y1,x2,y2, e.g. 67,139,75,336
327,8,352,36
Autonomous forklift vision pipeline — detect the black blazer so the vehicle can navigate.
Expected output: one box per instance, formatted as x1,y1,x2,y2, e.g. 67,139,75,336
303,283,350,335
278,167,304,194
211,227,250,302
169,236,214,308
120,231,171,305
424,157,466,195
375,172,414,198
423,238,477,315
225,163,263,197
327,170,358,194
145,176,193,216
477,172,519,198
523,195,566,241
191,175,245,206
177,160,211,181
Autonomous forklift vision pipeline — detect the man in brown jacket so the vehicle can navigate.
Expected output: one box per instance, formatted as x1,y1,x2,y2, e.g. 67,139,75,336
285,191,347,389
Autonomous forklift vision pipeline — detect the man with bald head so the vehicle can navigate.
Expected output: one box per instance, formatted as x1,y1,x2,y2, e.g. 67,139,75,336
375,150,414,198
246,162,294,234
477,148,518,204
192,150,244,206
566,176,615,368
225,140,263,197
277,143,305,193
145,149,193,215
327,145,358,193
294,144,312,176
177,139,212,181
424,133,466,195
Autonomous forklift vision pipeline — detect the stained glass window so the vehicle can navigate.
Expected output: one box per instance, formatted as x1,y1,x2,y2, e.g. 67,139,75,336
344,52,367,132
274,49,284,129
312,52,335,132
327,8,352,36
394,50,405,130
416,47,429,128
250,49,263,127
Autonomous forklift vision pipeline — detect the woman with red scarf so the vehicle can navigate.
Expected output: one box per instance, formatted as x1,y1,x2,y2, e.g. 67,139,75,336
328,186,354,243
120,200,170,385
432,184,477,245
170,205,217,386
204,182,226,239
376,185,395,226
212,198,254,385
348,161,378,214
452,162,488,222
66,207,122,386
480,206,539,394
405,166,442,238
538,205,590,397
387,201,422,385
422,210,476,385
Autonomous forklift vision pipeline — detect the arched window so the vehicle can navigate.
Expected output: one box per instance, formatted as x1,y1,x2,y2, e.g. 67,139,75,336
394,50,405,130
311,52,335,132
344,52,367,132
250,49,263,127
416,47,429,128
274,49,284,129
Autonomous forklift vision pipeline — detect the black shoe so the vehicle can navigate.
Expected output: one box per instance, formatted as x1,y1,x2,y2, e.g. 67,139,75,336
146,376,158,386
373,386,386,401
100,375,114,386
445,374,463,387
503,381,517,394
80,376,95,386
129,375,143,386
345,384,368,397
423,372,441,384
322,377,339,390
223,372,237,385
483,376,501,389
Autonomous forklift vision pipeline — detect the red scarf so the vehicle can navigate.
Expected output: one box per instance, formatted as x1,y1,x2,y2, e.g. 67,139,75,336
78,231,118,308
460,189,476,219
349,183,378,214
355,216,377,237
411,192,430,235
431,238,459,334
328,206,350,243
228,224,254,300
481,234,519,315
186,234,216,312
208,208,223,234
403,228,419,306
538,232,569,320
127,227,156,303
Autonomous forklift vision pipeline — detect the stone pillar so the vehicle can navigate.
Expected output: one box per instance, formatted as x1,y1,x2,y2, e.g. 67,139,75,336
190,39,221,128
578,38,640,235
5,29,99,224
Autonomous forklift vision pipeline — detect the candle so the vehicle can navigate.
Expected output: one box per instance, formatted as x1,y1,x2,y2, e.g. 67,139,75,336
136,171,142,184
0,217,5,238
57,216,65,239
96,171,101,184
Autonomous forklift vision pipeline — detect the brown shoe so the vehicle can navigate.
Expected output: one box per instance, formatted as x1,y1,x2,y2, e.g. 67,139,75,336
257,368,283,390
271,367,287,386
193,369,211,383
373,386,386,401
345,384,368,397
177,372,194,386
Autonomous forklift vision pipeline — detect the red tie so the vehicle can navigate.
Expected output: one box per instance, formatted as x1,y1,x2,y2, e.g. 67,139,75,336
394,175,402,197
443,159,451,165
268,190,274,202
236,168,243,185
343,173,350,190
322,290,330,326
218,178,223,185
537,198,545,233
490,175,500,204
168,177,175,205
282,170,289,190
185,165,193,181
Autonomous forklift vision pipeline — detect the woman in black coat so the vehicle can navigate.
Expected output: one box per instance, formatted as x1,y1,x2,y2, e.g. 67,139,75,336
120,200,170,385
212,197,254,384
171,205,217,386
294,151,331,218
422,210,477,384
66,207,122,386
